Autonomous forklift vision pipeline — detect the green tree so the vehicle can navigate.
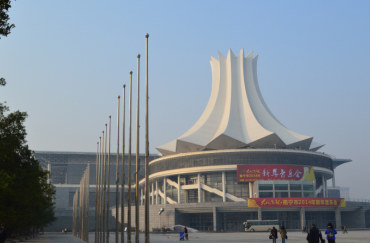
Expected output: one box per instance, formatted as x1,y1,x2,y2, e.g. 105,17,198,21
1,0,14,85
0,85,55,235
0,0,14,38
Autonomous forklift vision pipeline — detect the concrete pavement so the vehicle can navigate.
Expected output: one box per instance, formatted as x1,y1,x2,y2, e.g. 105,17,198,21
18,230,370,243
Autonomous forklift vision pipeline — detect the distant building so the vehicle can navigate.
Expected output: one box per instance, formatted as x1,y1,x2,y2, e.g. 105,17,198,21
35,151,159,231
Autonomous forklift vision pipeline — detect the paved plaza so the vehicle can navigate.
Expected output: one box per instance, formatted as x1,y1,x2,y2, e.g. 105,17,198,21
22,231,370,243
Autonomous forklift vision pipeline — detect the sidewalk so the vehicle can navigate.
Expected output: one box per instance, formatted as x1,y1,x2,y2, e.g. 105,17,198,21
8,230,370,243
18,233,85,243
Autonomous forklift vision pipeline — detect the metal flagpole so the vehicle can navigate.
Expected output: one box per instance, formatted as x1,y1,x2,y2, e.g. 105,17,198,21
99,135,104,243
121,85,126,243
107,116,112,243
95,142,99,243
135,54,141,243
144,33,150,243
115,97,120,243
86,164,90,242
98,136,102,243
103,125,107,243
127,72,133,243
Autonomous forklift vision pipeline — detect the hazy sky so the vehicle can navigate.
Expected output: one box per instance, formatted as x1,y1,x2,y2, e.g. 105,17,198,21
1,1,369,199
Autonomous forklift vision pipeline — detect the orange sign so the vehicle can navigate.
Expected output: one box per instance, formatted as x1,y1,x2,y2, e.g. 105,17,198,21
248,197,346,207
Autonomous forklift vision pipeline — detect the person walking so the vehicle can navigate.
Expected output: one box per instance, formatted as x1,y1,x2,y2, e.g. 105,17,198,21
279,226,288,243
184,226,189,241
0,226,7,243
307,224,324,243
270,226,278,243
325,223,337,243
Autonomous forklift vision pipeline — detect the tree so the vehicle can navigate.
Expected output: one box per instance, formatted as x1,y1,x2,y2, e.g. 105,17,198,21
0,78,6,86
1,0,14,85
0,0,14,38
0,2,55,235
0,85,55,235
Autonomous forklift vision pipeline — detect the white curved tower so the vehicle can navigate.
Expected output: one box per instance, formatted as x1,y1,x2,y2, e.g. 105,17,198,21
157,49,322,156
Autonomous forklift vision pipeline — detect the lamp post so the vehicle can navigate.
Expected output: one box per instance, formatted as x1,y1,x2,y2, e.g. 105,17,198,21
158,208,164,232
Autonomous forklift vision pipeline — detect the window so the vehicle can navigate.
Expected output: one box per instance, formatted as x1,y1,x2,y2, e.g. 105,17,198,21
259,192,273,198
259,184,273,190
290,184,301,190
303,184,314,191
275,191,289,197
275,184,288,190
290,191,302,197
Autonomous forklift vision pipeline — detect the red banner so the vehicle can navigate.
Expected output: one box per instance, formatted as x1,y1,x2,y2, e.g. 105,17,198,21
248,197,346,207
237,165,314,182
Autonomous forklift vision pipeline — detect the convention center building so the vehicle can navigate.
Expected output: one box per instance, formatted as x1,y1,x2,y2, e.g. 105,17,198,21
36,49,370,232
135,49,370,231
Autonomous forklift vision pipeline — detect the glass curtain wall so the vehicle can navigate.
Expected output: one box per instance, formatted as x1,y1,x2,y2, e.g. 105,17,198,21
258,181,315,198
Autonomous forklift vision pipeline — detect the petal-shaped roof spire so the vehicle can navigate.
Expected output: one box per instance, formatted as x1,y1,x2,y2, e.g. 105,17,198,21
157,49,318,156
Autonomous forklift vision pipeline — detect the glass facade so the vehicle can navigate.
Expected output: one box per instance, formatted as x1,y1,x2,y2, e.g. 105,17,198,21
258,181,315,198
145,171,322,205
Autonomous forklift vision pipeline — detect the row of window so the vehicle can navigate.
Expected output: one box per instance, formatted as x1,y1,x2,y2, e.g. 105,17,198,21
142,172,319,204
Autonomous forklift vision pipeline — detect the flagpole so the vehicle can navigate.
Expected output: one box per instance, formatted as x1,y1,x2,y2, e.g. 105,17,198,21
115,96,120,243
121,85,126,243
102,127,107,243
106,116,112,243
95,141,99,243
127,71,133,243
144,33,150,243
135,54,141,243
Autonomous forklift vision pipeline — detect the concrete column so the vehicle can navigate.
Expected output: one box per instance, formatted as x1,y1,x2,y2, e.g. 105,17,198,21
198,173,202,203
258,207,262,220
300,207,306,230
332,170,336,187
357,208,366,228
141,188,143,205
222,172,226,202
213,206,217,232
47,163,51,184
178,175,181,204
152,182,155,205
321,176,326,197
156,180,159,205
249,182,253,198
164,177,167,205
335,207,341,229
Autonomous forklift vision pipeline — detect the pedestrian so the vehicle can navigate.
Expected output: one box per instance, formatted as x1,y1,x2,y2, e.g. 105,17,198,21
302,225,306,233
270,226,278,243
184,226,189,241
306,224,324,243
280,226,287,243
0,226,7,243
342,225,347,234
325,223,337,243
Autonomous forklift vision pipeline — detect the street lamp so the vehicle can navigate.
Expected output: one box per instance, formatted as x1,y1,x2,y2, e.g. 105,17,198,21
158,208,164,231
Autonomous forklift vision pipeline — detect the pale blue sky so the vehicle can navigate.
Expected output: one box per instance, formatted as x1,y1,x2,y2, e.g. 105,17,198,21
1,1,370,198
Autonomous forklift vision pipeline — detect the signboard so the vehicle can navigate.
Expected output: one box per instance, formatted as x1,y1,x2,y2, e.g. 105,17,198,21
248,197,346,208
237,165,314,182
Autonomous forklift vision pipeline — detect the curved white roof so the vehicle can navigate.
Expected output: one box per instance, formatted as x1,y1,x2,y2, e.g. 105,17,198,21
157,49,322,156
